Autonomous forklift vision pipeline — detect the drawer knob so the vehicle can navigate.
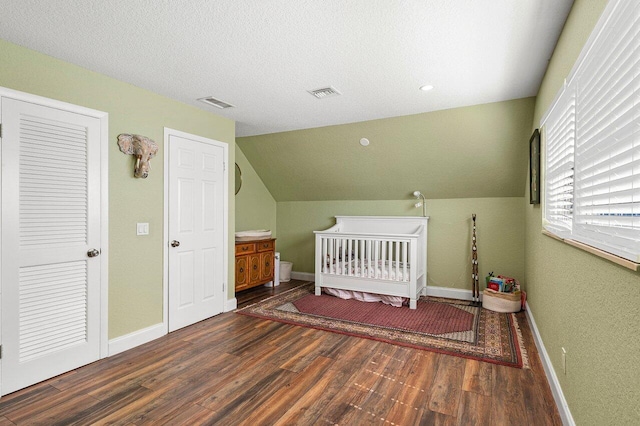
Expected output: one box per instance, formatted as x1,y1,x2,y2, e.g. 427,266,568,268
242,246,248,251
253,265,258,270
265,262,270,267
239,267,244,273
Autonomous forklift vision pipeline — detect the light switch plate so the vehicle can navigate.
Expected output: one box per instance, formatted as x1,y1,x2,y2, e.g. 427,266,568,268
137,222,149,236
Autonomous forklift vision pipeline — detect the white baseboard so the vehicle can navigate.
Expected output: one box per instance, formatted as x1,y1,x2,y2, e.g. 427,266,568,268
108,323,166,356
291,271,315,281
525,303,574,426
426,286,483,301
225,297,237,312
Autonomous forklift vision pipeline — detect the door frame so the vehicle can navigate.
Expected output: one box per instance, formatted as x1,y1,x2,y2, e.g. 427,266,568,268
162,127,228,334
0,86,109,394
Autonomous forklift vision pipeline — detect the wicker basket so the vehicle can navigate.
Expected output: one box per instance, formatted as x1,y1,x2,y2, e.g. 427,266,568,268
482,289,521,313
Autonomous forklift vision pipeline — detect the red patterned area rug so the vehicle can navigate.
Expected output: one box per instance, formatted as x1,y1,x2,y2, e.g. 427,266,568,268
236,283,529,368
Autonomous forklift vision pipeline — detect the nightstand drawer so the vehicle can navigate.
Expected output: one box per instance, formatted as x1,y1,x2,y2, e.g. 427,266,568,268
256,240,274,252
235,243,256,255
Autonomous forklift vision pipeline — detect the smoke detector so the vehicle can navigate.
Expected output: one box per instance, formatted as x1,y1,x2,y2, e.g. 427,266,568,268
307,86,342,99
198,96,235,109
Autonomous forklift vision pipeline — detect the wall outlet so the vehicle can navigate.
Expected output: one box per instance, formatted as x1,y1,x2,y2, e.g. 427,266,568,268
561,347,567,375
136,222,149,236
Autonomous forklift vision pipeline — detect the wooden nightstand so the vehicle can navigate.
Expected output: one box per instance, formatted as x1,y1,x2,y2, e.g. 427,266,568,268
235,238,275,292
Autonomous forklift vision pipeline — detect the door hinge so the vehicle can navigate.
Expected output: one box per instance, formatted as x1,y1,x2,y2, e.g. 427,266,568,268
223,161,226,172
0,123,3,138
0,345,2,359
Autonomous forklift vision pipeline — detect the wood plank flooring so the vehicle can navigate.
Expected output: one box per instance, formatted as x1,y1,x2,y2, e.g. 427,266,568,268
0,280,561,425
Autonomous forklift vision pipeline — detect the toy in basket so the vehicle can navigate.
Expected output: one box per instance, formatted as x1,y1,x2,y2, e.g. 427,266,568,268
483,273,523,313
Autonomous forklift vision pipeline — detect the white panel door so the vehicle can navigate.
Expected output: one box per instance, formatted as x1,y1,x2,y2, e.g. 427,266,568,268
168,133,224,332
1,97,102,395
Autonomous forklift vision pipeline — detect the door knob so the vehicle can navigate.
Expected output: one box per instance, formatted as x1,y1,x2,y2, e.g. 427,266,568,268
87,249,100,258
171,240,180,248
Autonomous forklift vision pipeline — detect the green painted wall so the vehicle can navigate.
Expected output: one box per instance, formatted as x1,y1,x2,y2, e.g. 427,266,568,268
0,39,236,339
277,198,524,290
241,98,535,298
238,98,535,201
527,1,640,425
235,146,276,236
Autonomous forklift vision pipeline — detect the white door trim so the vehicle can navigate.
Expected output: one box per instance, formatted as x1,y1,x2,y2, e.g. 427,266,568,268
0,86,109,394
163,127,228,334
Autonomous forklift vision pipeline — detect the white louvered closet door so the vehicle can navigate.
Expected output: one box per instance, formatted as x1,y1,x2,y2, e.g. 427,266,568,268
1,97,102,395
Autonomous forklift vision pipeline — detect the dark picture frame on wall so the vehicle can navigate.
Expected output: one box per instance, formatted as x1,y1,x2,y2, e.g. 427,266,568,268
529,128,541,204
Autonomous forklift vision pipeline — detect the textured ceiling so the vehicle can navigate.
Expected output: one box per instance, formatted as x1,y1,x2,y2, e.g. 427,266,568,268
0,0,573,137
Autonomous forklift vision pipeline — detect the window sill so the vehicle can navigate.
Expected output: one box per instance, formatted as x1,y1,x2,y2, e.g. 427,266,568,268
541,230,640,272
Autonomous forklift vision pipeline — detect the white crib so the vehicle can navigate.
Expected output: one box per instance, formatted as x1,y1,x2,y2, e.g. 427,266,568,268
314,216,429,309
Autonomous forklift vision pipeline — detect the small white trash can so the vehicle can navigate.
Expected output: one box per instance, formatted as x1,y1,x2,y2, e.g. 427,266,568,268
280,261,293,282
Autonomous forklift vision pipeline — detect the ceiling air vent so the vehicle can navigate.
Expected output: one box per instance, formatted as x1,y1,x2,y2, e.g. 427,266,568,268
307,86,341,99
198,96,235,109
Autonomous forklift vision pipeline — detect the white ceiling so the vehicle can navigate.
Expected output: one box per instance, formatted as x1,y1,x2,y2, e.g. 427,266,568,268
0,0,573,137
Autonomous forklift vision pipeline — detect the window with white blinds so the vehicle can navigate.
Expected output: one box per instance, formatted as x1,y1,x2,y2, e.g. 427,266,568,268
541,0,640,263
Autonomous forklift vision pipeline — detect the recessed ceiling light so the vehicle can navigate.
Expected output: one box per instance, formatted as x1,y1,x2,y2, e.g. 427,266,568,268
360,138,370,146
419,85,434,92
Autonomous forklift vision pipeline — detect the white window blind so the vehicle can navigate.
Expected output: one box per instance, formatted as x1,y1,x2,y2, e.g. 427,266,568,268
541,0,640,263
544,80,576,238
574,0,640,261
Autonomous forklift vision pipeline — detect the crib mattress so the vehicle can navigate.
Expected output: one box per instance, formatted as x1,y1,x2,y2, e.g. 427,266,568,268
327,260,409,281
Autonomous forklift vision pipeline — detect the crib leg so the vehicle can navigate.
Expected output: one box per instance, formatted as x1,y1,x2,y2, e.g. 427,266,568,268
409,298,417,309
315,286,322,296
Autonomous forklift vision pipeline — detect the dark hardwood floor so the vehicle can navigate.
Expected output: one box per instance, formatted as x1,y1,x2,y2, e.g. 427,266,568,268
0,280,561,425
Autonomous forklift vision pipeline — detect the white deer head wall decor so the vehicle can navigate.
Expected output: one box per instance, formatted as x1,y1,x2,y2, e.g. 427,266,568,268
117,134,159,179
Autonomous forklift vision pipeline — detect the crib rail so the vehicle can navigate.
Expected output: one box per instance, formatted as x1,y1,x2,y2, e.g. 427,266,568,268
317,234,415,282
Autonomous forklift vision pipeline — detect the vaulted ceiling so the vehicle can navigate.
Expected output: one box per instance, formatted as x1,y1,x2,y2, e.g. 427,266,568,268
0,1,573,137
237,97,536,201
